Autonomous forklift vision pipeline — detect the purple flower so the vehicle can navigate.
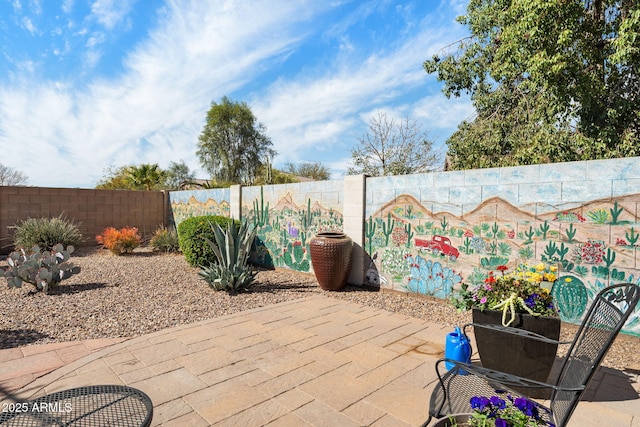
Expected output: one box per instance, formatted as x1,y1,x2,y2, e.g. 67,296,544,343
489,396,506,409
514,397,539,418
470,396,490,411
480,296,487,304
471,394,543,426
524,294,538,309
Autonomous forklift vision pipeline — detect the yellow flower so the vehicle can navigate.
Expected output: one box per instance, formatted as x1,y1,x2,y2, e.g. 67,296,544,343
550,265,558,272
535,263,545,271
544,272,557,282
530,272,543,282
564,277,572,283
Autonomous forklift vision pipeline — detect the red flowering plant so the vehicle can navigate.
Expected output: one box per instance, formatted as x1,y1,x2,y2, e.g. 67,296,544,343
96,227,142,255
451,263,558,326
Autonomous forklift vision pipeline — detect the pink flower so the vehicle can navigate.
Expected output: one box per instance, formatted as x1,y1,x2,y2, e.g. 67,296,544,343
480,297,487,304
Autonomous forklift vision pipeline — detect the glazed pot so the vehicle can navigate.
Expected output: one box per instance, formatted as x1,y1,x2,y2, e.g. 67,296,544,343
309,232,353,291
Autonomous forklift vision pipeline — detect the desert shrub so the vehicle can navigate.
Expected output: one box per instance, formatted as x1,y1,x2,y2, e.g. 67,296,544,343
149,225,180,253
177,215,237,267
96,226,141,255
198,219,257,293
12,214,83,251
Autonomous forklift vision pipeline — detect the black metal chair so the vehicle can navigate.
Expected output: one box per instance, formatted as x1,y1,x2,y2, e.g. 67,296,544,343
0,385,153,426
424,283,640,427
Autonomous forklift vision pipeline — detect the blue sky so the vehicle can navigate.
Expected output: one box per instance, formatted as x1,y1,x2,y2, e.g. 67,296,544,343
0,0,473,188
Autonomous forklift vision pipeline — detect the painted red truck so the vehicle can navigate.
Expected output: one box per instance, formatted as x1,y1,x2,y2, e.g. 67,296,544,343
415,235,460,261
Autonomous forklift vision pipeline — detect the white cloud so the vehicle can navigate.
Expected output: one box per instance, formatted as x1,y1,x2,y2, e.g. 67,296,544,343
413,94,475,131
0,0,471,187
253,12,467,167
90,0,134,30
62,0,74,14
0,1,336,187
21,16,37,34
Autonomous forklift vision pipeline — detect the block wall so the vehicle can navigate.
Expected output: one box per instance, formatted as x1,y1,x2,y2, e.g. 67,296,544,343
0,187,168,254
167,156,640,336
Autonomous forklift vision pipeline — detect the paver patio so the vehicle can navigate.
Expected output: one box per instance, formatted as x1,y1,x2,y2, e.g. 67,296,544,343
1,295,638,426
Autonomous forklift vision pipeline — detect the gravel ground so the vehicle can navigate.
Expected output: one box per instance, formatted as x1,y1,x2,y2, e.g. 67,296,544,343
1,247,638,371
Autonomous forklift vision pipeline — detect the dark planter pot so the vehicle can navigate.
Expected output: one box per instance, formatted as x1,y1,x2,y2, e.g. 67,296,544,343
432,413,473,427
472,308,560,398
309,232,353,291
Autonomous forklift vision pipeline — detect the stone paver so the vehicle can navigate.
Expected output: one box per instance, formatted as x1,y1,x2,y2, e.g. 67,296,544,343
0,338,124,395
1,295,638,426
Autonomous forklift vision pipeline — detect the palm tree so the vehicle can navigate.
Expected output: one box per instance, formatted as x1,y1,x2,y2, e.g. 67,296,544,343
126,164,165,191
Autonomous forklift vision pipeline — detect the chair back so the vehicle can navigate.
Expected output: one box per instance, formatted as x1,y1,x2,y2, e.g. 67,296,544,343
550,283,640,427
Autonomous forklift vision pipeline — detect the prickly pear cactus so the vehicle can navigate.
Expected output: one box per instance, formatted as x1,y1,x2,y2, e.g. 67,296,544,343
404,255,462,298
1,244,81,294
283,241,310,272
552,275,588,323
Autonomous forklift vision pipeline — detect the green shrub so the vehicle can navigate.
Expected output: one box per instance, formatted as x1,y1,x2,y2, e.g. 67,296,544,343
198,219,256,293
149,225,180,253
12,214,83,251
177,215,237,267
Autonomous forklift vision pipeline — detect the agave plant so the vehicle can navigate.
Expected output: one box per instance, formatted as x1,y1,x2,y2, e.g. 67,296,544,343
198,219,257,293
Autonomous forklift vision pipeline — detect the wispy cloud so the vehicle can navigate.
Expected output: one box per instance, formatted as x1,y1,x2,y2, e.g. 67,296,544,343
253,8,469,169
90,0,134,30
62,0,74,14
21,16,37,34
0,0,471,187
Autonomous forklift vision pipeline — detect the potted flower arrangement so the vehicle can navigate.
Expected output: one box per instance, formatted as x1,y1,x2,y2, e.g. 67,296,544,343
450,263,561,394
452,263,558,326
434,392,554,426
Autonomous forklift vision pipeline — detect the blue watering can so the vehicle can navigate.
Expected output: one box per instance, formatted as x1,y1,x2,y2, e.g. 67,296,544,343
444,326,471,370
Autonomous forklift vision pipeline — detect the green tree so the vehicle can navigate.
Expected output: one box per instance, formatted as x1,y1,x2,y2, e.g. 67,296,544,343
424,0,640,170
0,163,28,186
347,111,440,176
126,164,165,191
164,160,195,190
253,164,299,185
284,162,331,181
197,96,276,185
96,165,134,190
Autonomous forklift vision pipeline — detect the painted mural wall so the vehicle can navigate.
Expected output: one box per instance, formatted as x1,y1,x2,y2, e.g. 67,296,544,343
166,157,640,336
365,158,640,336
168,188,231,226
242,181,344,271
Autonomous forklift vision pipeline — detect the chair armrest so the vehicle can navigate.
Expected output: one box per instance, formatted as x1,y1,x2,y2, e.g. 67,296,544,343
463,322,572,345
435,358,584,393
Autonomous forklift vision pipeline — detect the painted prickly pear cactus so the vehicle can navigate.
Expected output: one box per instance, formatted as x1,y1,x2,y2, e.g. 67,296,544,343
552,275,588,323
283,241,310,272
404,255,462,298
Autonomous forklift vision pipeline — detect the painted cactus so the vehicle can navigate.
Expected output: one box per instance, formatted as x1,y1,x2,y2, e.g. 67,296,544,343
552,275,588,322
404,255,462,298
283,241,310,272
